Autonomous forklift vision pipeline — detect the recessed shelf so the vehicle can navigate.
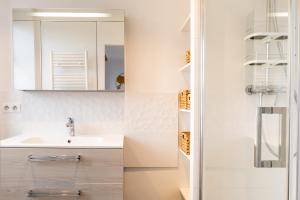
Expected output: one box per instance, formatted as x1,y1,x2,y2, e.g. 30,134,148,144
179,109,191,113
180,149,190,160
179,63,191,72
244,32,288,41
181,15,190,32
179,187,190,200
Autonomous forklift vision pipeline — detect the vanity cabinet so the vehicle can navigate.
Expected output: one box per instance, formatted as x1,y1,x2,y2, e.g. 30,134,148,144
0,148,123,200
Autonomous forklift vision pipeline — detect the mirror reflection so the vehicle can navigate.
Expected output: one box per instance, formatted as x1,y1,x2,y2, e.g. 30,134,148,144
105,45,125,90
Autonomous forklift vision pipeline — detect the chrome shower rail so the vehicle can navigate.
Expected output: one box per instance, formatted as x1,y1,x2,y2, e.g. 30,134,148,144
28,155,81,162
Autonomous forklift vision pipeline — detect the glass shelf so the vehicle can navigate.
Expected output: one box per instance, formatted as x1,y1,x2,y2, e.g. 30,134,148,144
244,32,288,41
244,59,288,66
245,64,287,95
245,85,287,95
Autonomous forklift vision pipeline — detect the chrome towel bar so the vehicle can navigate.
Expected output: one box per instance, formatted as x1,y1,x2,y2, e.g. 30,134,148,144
27,189,81,197
28,155,81,162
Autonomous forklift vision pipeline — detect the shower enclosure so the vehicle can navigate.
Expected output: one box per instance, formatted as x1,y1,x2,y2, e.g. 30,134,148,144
196,0,300,199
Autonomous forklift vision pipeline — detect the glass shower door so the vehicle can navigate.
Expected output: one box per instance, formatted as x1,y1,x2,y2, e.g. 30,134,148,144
202,0,293,199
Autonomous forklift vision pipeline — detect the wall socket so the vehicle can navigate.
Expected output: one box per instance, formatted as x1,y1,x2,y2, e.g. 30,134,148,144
2,103,21,113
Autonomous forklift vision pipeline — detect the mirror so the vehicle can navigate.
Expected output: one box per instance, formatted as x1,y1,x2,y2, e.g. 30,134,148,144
12,9,125,91
105,45,125,90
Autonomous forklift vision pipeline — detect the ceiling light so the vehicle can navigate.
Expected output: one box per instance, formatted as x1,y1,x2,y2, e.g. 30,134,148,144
31,12,112,18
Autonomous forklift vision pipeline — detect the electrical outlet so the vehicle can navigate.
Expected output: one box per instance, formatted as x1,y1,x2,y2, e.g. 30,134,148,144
1,103,21,113
11,104,21,112
2,104,10,112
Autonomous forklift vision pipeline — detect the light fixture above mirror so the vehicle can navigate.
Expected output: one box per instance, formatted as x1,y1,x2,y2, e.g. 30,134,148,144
30,12,112,18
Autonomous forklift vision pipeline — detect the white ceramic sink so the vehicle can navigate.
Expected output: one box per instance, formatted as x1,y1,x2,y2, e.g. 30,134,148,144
0,134,123,148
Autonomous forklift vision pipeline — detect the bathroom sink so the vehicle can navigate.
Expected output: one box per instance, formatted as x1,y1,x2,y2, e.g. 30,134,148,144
0,134,123,148
21,136,103,145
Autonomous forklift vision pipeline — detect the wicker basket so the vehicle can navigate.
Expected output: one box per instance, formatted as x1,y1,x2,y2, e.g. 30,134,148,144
178,90,191,110
179,131,190,155
185,49,191,64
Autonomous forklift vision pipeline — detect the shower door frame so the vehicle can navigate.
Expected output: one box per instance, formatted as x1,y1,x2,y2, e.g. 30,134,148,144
293,0,300,199
289,0,300,200
190,0,205,199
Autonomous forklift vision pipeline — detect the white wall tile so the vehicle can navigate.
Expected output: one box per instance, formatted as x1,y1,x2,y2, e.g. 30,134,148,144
124,93,178,167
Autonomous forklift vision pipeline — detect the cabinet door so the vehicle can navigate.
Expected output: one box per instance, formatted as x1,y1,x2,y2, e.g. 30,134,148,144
1,148,123,183
97,22,125,90
76,183,123,200
0,148,123,200
13,21,41,90
41,22,97,90
0,182,123,200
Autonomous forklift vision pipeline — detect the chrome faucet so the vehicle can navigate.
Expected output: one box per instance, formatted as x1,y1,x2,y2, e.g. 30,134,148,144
65,117,75,136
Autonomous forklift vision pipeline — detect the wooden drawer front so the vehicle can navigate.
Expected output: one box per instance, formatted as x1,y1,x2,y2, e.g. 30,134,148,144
0,180,123,200
77,183,123,200
0,148,123,184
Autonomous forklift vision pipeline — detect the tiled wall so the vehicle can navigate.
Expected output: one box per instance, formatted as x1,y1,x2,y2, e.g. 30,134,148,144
19,92,125,136
125,93,178,167
0,91,179,167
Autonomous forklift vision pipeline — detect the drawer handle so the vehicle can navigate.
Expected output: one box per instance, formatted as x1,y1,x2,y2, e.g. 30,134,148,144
28,189,81,197
28,155,81,162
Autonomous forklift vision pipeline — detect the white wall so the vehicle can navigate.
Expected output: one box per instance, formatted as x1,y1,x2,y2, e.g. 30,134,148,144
0,0,189,199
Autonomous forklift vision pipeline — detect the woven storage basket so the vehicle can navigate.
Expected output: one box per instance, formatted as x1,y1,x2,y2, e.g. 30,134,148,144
179,131,190,155
178,90,191,110
185,49,191,64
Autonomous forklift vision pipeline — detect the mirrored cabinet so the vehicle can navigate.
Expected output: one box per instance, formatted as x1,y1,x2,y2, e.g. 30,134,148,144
13,9,125,91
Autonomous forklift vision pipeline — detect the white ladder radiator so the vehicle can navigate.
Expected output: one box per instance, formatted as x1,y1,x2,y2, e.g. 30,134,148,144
51,50,88,90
